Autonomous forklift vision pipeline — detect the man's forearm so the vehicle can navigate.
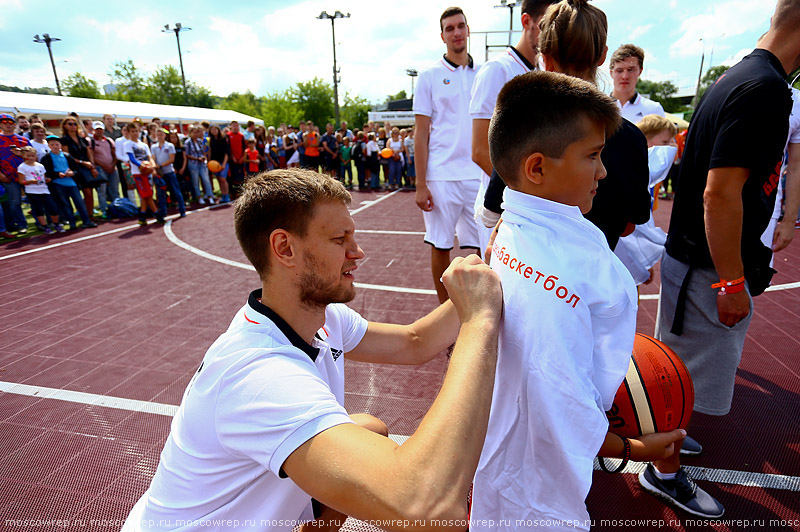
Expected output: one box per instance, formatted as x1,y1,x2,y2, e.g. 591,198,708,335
704,169,747,280
471,119,492,176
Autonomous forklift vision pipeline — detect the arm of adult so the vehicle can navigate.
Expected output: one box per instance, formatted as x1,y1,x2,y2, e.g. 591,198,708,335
346,300,459,365
772,142,800,252
413,114,433,211
704,167,750,327
471,119,492,176
283,255,502,530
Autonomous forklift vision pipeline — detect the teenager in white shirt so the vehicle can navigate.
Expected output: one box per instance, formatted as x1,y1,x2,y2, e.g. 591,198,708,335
413,6,483,303
609,44,666,122
123,168,503,532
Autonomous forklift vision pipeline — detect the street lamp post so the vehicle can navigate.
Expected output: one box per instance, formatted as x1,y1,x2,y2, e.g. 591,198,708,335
317,10,350,125
494,1,517,46
162,23,192,104
692,38,705,109
406,69,418,100
33,33,62,96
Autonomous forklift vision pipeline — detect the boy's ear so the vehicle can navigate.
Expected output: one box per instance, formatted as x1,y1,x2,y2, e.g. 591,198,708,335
523,152,547,186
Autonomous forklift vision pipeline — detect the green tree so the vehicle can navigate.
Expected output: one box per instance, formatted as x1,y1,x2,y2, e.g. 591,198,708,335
385,89,407,103
218,90,262,119
143,65,185,105
108,59,146,101
0,84,57,95
292,78,334,126
341,92,371,129
61,73,102,99
261,90,302,128
635,79,687,113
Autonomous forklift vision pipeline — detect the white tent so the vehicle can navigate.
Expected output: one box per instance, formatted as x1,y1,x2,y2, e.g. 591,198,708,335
0,90,262,126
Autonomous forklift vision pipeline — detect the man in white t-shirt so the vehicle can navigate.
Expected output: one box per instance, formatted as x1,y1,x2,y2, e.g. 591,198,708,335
470,0,557,247
609,44,666,123
122,168,503,532
413,6,484,303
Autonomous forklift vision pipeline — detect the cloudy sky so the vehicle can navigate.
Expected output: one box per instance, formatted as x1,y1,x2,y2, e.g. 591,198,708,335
0,0,779,105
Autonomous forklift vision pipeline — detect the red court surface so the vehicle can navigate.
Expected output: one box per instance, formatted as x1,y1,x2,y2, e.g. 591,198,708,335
1,190,799,532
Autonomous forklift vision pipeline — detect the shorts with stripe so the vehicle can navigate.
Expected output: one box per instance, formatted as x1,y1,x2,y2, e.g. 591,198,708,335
422,179,482,250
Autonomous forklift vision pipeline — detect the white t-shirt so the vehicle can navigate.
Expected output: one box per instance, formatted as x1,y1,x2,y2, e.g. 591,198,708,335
469,47,532,121
123,290,368,532
125,140,152,176
388,138,404,164
30,139,51,161
151,141,177,174
413,55,481,181
17,162,49,194
472,189,637,532
615,92,665,123
366,140,378,156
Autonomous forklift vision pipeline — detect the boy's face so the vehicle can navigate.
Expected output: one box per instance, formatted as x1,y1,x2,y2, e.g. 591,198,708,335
647,129,676,148
538,119,607,214
48,140,62,153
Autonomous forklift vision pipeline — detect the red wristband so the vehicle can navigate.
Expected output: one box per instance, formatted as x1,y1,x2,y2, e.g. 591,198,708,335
717,282,745,295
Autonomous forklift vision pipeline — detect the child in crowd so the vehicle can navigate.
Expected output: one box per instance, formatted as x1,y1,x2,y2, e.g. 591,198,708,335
366,132,380,190
614,114,679,286
125,124,160,225
339,136,353,189
352,131,366,190
17,146,64,234
41,136,96,229
245,139,261,176
470,71,684,531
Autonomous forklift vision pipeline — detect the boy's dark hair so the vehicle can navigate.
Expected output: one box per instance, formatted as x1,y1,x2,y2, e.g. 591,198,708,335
609,43,645,70
234,168,351,279
489,71,621,187
521,0,560,17
440,7,466,30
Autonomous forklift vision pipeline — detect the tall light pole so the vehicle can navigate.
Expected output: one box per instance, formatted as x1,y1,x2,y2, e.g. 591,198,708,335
317,10,350,125
692,38,705,109
162,23,192,104
33,33,62,96
494,1,517,46
406,69,418,100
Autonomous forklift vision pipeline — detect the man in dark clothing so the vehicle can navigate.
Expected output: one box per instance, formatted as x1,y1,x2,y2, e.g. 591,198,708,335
643,0,800,518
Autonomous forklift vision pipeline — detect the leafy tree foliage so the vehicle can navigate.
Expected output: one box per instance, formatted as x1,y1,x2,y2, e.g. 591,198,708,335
635,79,688,113
697,65,731,101
62,73,103,99
385,89,407,102
0,84,57,95
341,92,371,128
292,78,335,126
107,59,146,101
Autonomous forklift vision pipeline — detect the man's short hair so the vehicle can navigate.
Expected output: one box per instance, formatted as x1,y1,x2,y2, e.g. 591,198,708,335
609,43,645,70
440,6,466,31
230,120,239,126
201,121,210,128
489,71,621,187
30,123,46,132
636,114,677,139
234,169,351,278
520,0,560,17
771,0,800,31
247,121,255,127
17,115,27,120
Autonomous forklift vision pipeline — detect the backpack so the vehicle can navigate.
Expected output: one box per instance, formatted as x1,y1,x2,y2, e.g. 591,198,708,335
107,197,139,218
352,140,363,161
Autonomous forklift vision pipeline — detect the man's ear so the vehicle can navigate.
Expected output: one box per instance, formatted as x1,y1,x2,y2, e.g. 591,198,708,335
270,229,297,268
523,152,546,185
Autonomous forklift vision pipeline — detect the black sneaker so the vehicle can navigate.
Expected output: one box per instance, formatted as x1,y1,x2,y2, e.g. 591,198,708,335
680,435,703,456
639,464,724,518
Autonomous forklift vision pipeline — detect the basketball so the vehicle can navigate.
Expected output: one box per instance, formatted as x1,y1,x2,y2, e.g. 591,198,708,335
208,160,223,173
606,333,694,438
380,147,393,159
139,162,155,176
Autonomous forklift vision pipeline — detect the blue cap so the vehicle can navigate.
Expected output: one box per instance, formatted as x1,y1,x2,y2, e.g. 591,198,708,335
46,134,60,140
0,113,15,122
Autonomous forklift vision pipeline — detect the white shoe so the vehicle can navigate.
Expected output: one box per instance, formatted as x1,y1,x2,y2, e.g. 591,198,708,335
207,196,216,204
198,197,206,205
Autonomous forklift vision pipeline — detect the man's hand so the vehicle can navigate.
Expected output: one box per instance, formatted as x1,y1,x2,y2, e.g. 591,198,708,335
716,290,750,327
415,184,434,211
441,255,502,325
91,168,98,177
0,172,8,183
772,219,795,252
629,429,685,462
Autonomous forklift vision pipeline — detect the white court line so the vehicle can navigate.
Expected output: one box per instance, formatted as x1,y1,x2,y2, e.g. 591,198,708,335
0,203,223,262
638,281,800,301
1,379,796,491
349,189,401,215
164,221,438,295
357,229,425,236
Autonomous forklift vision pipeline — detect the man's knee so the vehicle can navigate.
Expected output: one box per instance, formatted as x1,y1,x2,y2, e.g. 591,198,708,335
350,413,389,437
